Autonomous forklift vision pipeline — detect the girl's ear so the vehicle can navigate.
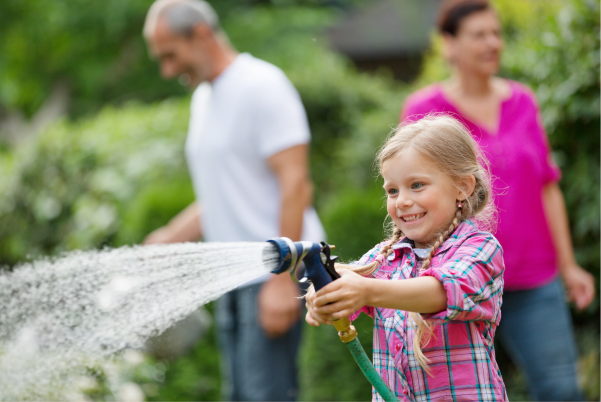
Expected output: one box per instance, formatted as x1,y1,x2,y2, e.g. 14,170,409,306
457,175,476,201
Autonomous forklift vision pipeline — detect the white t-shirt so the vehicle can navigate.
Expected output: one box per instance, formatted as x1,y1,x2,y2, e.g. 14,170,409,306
185,53,326,283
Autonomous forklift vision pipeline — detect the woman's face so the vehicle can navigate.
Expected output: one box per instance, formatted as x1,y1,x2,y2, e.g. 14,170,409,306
444,9,503,77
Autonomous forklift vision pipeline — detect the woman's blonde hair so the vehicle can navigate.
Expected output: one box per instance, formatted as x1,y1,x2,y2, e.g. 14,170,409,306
342,114,495,373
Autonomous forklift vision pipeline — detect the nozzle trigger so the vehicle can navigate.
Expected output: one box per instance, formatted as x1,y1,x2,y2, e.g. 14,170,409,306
320,241,340,281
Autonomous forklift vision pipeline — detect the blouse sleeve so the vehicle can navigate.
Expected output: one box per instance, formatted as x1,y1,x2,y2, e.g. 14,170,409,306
347,244,382,321
530,90,562,184
419,234,504,325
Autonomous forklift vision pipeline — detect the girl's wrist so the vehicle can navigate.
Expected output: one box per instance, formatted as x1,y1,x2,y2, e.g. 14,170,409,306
362,277,381,307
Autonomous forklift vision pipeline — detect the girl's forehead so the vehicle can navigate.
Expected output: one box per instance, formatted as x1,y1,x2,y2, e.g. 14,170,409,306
382,149,438,176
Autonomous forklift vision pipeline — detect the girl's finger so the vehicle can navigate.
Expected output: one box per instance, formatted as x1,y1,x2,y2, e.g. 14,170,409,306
310,310,332,325
314,280,341,299
305,311,320,327
314,287,348,308
315,299,349,316
332,309,354,320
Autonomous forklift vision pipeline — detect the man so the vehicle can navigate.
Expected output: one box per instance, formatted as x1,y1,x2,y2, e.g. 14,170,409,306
142,1,325,400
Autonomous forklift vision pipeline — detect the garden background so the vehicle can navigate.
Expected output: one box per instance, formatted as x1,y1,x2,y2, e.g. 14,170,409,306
0,0,598,400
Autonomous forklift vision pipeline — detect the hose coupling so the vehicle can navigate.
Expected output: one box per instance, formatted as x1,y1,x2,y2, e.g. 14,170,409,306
333,316,357,343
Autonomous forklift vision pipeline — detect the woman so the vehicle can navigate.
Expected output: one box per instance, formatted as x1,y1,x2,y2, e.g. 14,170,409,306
400,0,595,400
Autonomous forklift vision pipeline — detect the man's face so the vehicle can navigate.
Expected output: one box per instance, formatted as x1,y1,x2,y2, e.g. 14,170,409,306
147,18,212,87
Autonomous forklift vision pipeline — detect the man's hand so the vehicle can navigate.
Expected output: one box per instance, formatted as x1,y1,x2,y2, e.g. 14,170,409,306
258,274,302,338
144,226,176,245
142,202,202,245
561,264,595,311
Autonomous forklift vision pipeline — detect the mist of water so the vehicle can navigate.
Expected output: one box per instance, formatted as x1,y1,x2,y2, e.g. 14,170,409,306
0,241,280,400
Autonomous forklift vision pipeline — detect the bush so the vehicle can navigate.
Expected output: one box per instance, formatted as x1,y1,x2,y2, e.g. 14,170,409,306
0,98,193,266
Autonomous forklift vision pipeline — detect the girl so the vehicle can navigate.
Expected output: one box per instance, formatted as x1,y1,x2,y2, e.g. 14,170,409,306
306,115,506,401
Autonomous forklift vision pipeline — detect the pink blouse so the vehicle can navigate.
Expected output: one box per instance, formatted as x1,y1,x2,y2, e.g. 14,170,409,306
401,80,561,290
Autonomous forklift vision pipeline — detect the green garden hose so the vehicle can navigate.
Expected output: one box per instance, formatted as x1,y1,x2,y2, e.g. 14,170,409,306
334,317,399,402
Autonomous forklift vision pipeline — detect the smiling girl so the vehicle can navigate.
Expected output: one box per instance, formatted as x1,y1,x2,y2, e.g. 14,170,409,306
306,115,506,401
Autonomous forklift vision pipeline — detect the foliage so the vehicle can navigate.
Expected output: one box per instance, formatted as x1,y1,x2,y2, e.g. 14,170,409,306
0,0,367,120
0,98,193,266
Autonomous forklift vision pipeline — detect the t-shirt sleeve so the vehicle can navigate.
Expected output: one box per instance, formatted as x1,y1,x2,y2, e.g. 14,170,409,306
419,234,504,325
530,93,562,184
253,70,310,158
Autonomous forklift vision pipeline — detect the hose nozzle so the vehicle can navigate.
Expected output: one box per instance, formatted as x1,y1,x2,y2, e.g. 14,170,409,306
266,237,339,291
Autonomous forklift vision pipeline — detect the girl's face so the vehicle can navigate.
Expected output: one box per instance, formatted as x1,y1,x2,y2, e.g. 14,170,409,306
443,9,503,77
382,148,465,249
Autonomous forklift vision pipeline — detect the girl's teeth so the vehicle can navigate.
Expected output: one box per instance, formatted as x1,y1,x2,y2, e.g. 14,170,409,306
403,213,424,222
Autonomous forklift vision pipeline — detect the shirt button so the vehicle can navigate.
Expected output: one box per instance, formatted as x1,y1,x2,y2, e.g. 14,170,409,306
387,274,391,279
395,344,400,351
450,269,457,275
403,388,408,394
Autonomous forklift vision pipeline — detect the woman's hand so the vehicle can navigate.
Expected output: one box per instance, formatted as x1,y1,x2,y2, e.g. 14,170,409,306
561,264,595,311
311,269,368,320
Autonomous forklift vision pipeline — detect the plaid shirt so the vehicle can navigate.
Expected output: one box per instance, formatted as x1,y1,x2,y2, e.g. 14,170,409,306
350,221,507,402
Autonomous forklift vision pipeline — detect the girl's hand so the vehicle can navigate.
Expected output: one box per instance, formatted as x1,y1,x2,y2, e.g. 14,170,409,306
313,269,368,320
305,286,333,326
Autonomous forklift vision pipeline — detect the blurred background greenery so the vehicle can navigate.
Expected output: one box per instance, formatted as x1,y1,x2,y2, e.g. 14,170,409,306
0,0,598,400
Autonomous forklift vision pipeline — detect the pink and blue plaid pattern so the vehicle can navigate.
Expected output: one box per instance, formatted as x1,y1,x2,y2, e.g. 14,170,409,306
350,221,507,401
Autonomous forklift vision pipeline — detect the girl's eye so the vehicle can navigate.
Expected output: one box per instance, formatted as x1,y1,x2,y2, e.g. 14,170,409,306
411,182,424,190
387,188,398,196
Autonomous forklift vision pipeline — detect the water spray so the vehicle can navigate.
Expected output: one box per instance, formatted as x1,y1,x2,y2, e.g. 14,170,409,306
266,238,399,402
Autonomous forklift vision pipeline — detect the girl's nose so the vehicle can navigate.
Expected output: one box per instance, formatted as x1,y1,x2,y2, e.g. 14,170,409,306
396,194,413,209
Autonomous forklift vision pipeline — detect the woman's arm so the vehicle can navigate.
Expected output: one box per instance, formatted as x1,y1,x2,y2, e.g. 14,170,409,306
542,183,595,310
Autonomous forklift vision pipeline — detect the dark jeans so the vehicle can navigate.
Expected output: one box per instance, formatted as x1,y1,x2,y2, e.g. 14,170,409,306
497,278,584,401
215,282,302,401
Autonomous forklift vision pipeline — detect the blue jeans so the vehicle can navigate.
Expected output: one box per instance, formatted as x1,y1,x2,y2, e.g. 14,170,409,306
497,278,584,401
215,283,302,401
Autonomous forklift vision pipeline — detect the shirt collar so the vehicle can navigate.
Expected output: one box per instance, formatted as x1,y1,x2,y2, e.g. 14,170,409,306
390,220,478,259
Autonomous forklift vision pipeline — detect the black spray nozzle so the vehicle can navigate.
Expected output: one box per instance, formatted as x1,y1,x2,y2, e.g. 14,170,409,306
267,237,339,291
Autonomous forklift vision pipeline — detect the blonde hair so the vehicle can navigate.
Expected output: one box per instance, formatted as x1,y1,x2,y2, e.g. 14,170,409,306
340,114,495,373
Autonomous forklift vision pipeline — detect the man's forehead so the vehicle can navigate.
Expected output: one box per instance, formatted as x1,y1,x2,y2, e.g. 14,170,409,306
152,17,178,41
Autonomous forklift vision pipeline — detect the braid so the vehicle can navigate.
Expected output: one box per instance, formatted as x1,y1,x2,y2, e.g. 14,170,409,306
409,207,463,373
346,227,403,277
421,209,462,271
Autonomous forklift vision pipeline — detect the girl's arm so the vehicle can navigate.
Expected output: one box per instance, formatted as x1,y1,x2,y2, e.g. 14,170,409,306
307,269,447,323
542,183,595,310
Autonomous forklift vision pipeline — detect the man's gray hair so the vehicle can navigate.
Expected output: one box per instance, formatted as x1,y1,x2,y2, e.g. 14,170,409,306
143,0,220,38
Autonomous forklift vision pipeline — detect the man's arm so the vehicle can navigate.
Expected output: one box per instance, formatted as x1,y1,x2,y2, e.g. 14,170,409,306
542,183,595,310
271,144,313,241
143,202,203,244
258,144,312,337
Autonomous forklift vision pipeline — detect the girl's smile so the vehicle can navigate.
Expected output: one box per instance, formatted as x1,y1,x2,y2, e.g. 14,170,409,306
382,148,465,248
399,212,426,222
